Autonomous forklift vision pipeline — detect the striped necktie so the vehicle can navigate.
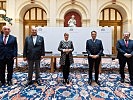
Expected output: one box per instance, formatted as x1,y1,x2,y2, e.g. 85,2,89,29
125,40,128,47
4,36,7,45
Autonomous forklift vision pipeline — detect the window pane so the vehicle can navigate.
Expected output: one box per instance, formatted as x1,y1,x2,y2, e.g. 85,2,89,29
25,11,29,20
0,3,1,8
99,12,103,20
25,25,29,37
3,2,6,9
117,12,121,20
111,26,114,46
104,9,109,20
31,8,35,20
110,9,115,20
117,26,121,40
43,11,47,20
37,8,42,20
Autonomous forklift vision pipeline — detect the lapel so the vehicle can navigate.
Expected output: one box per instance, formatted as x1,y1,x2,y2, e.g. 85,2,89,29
6,35,11,44
91,39,93,42
0,34,4,44
127,39,131,47
94,39,97,43
34,35,39,46
91,39,97,43
29,36,34,47
30,35,39,46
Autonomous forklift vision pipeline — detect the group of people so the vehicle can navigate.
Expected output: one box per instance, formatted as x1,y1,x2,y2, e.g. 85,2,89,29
0,25,133,87
0,26,45,87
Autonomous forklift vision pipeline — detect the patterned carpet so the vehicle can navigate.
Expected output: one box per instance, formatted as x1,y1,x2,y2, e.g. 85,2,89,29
1,58,133,100
0,71,133,100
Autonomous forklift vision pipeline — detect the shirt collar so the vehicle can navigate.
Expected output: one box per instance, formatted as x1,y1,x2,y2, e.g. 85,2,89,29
3,34,9,37
124,39,129,41
32,35,37,38
92,39,96,42
64,39,69,42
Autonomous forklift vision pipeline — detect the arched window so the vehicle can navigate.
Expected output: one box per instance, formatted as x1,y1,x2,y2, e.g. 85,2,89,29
23,7,47,40
99,8,122,54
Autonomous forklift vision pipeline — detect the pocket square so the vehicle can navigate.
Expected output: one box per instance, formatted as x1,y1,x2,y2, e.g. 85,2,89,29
38,40,41,42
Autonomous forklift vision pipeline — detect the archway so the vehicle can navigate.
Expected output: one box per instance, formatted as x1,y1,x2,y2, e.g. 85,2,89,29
99,8,123,54
98,3,129,54
23,7,47,41
56,1,89,27
64,11,81,27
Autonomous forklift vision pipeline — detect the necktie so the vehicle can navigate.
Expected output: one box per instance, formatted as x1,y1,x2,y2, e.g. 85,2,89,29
4,36,7,45
125,40,128,47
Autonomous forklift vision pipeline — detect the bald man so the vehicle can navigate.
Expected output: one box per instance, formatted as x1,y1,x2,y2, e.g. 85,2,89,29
116,32,133,86
23,27,45,86
0,26,18,87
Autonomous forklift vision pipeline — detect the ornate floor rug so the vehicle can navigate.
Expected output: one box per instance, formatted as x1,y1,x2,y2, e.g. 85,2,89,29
0,58,132,99
0,71,133,100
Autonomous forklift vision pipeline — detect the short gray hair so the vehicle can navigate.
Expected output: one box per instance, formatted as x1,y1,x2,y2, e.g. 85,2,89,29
123,31,130,35
64,33,69,36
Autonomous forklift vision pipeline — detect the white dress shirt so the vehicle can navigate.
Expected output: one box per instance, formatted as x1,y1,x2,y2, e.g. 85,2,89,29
92,39,96,42
32,36,37,45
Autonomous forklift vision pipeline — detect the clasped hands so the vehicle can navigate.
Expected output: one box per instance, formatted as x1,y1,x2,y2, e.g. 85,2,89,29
89,55,99,59
124,53,132,58
63,49,72,54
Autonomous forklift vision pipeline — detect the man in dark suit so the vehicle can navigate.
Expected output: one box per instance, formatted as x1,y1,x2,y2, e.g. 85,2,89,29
23,27,45,86
86,31,103,85
0,26,17,87
116,32,133,85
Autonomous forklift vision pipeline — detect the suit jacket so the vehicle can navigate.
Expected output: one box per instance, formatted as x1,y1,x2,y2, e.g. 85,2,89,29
58,40,74,65
116,39,133,59
0,34,17,60
86,39,104,56
23,35,45,60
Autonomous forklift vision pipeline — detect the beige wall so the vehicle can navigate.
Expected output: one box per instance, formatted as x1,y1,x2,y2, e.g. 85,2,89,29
2,0,133,53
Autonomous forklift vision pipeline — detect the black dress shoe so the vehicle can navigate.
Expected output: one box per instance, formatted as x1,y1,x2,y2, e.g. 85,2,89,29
0,83,5,87
28,81,33,85
25,81,33,86
120,79,124,83
63,79,66,84
7,81,12,86
95,80,100,85
0,81,6,86
88,80,92,85
66,79,69,84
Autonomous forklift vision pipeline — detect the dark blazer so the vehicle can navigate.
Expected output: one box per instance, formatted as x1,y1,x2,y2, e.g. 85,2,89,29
86,39,103,56
58,40,74,65
0,34,17,60
116,39,133,59
23,35,45,60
